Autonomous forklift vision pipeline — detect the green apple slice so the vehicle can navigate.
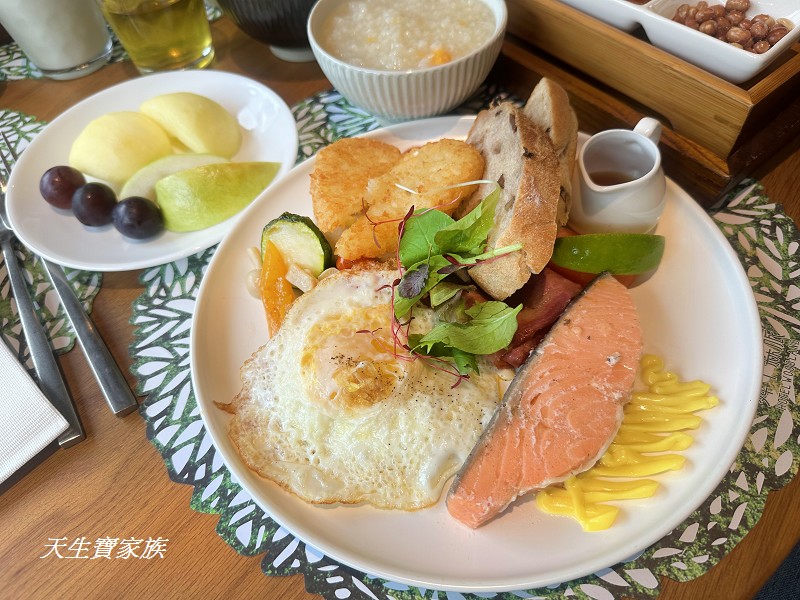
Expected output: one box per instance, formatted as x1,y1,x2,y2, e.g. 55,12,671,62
155,162,281,232
550,233,666,275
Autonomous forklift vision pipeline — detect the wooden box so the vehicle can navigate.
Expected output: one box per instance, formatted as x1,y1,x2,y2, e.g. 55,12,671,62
502,0,800,206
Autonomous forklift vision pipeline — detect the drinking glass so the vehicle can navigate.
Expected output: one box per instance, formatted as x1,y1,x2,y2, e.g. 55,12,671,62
96,0,215,73
0,0,113,80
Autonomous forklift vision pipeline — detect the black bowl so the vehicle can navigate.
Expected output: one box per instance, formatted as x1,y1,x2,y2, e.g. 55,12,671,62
217,0,319,61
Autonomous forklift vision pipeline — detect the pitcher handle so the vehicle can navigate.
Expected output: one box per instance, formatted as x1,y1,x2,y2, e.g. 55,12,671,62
633,117,662,144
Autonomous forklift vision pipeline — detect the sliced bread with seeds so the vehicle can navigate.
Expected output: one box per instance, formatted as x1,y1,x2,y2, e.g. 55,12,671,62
458,101,561,300
523,77,578,226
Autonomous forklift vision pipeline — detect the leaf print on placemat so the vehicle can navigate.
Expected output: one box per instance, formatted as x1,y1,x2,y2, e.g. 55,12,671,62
632,179,800,587
127,92,800,600
0,111,101,369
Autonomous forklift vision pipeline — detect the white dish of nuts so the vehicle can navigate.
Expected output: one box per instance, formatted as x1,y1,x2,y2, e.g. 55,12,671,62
558,0,798,83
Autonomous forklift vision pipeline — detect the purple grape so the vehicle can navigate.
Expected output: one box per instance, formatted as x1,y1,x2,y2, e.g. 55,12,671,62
112,196,164,239
72,182,117,227
40,166,86,209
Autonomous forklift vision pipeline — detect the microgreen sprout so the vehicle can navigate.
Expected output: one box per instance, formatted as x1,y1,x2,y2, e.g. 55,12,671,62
385,186,522,378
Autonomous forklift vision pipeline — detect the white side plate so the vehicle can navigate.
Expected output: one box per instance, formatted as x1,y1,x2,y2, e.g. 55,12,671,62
6,70,298,272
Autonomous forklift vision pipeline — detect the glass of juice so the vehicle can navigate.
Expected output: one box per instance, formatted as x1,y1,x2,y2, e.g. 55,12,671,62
96,0,215,73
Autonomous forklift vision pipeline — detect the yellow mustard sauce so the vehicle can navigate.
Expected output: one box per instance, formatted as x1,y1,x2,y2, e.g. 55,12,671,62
535,354,719,531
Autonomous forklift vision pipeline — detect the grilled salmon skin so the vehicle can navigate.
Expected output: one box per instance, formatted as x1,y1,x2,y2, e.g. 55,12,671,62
446,273,643,528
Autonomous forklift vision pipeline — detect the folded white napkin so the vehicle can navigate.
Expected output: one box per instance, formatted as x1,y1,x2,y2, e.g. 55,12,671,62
0,339,69,484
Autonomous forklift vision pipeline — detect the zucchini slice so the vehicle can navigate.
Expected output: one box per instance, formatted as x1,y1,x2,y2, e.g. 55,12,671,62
260,213,333,277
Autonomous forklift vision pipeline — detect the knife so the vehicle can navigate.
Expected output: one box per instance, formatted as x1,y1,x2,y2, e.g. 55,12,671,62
41,259,138,417
0,240,85,447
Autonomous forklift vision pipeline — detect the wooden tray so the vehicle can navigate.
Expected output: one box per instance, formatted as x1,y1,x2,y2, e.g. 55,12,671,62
502,0,800,206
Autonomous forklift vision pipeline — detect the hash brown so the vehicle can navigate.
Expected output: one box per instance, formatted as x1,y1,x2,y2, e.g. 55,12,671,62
333,138,485,261
309,137,401,232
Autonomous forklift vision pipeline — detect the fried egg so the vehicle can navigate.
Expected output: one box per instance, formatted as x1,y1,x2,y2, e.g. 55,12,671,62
223,263,508,510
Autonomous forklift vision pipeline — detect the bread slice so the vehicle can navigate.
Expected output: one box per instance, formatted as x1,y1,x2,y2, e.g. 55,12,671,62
459,101,561,300
523,78,578,226
310,138,401,233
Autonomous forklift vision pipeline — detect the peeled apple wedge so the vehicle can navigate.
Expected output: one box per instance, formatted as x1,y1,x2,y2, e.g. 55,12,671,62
155,161,281,232
69,111,173,185
120,153,228,201
140,92,242,159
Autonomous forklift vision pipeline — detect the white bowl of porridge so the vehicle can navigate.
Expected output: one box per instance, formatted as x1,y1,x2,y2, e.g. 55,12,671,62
307,0,507,120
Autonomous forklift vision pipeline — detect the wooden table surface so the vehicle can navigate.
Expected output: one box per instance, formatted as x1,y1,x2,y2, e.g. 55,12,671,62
1,16,798,600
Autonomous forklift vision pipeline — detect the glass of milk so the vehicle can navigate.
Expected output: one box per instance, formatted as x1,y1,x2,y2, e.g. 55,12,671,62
0,0,112,80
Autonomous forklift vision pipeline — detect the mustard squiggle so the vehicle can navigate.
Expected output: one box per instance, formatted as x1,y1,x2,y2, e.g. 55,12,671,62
535,354,719,531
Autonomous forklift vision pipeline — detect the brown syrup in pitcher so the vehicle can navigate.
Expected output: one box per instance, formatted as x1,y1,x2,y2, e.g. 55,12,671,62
589,170,638,186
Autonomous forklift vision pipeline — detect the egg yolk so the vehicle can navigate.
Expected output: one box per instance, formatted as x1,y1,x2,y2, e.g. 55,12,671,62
301,306,408,414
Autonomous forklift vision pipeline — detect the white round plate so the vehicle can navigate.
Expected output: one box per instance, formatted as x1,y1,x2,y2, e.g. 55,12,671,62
6,70,298,272
191,116,762,592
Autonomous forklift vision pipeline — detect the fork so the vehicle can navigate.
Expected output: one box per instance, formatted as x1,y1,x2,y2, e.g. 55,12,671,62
0,143,85,447
1,133,138,417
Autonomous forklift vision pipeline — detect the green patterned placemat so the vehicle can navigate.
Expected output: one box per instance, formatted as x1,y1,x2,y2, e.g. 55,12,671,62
129,88,799,600
0,111,101,368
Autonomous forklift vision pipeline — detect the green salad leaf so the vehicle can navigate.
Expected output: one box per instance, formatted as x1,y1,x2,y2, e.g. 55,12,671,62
391,187,522,377
411,301,523,356
433,186,500,254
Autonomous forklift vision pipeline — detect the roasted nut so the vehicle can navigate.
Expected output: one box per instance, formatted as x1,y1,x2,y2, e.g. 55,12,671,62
727,10,744,25
670,0,791,57
725,0,749,12
751,14,775,28
699,19,718,35
696,7,716,22
726,26,751,44
749,20,768,40
752,40,771,53
766,26,789,45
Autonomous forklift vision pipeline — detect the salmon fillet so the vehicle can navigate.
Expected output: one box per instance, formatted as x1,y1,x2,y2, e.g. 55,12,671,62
446,274,643,528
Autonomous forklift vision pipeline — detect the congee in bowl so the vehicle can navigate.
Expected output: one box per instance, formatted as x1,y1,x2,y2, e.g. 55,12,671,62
307,0,506,120
317,0,496,71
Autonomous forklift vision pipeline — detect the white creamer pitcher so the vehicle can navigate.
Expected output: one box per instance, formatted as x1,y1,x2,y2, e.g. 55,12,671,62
570,117,667,234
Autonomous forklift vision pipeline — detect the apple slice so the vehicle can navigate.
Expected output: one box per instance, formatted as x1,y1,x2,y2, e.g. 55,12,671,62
155,162,281,232
120,153,228,201
69,111,173,185
140,92,243,159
